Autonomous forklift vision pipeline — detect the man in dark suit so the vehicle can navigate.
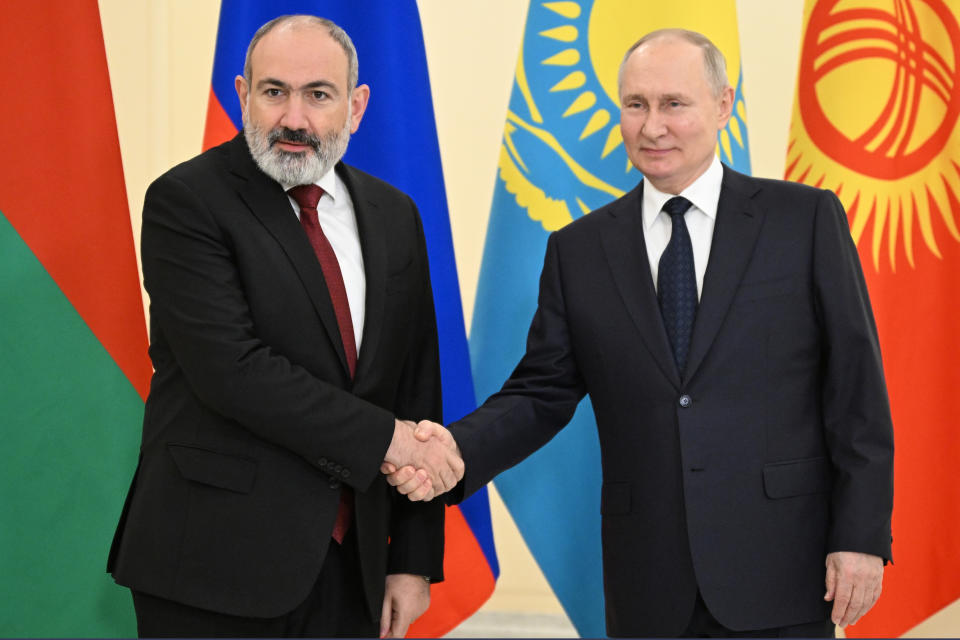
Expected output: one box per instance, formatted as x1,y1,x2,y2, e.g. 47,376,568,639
388,28,894,638
108,14,462,638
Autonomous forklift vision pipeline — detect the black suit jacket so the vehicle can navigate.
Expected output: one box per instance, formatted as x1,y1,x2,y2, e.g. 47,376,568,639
450,166,893,637
108,134,444,621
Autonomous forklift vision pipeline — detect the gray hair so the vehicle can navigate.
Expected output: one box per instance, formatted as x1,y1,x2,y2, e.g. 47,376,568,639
243,15,359,91
618,28,729,97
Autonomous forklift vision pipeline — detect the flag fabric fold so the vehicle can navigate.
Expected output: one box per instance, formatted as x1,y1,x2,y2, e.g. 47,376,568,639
204,2,498,636
786,1,960,635
469,2,751,635
0,2,150,636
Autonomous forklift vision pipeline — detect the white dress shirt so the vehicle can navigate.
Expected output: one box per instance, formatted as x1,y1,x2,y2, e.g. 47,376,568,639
642,155,723,299
285,169,365,354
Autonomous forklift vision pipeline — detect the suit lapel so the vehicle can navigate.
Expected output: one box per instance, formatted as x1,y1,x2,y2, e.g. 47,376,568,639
338,164,387,385
685,167,765,381
226,135,351,378
600,182,682,389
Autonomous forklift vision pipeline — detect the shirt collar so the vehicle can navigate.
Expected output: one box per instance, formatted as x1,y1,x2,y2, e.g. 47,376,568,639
642,155,723,229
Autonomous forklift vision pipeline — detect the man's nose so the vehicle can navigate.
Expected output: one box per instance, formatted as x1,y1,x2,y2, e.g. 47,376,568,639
640,109,665,138
279,95,309,131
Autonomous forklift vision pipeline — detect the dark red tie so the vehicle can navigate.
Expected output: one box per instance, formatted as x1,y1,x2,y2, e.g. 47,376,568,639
288,184,355,543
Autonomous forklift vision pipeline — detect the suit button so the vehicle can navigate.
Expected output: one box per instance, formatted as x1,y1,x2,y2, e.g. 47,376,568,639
329,478,341,489
319,457,328,467
334,464,343,474
341,469,351,479
679,394,692,408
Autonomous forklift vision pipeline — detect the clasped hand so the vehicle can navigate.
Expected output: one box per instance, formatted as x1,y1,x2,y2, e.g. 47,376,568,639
382,420,463,501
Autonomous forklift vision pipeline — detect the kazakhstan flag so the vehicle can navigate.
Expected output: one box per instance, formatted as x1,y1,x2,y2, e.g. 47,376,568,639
470,1,751,636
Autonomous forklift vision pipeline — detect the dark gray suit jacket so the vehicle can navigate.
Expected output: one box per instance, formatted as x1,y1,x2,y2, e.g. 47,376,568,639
450,165,894,637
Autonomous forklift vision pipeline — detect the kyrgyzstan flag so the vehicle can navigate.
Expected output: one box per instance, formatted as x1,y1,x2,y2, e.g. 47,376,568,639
786,0,960,635
203,2,499,636
0,1,150,637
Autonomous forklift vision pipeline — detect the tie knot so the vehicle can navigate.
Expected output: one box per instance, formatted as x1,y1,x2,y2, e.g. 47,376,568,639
662,196,693,218
287,184,324,211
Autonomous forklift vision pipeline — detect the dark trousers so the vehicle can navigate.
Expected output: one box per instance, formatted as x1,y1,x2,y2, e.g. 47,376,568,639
132,532,376,638
681,590,835,638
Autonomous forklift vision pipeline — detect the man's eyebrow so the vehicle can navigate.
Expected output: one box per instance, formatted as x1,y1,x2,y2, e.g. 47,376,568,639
256,77,290,90
301,80,339,95
256,78,340,95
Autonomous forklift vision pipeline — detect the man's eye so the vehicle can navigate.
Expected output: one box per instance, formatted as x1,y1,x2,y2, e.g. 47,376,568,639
312,91,328,100
265,88,282,97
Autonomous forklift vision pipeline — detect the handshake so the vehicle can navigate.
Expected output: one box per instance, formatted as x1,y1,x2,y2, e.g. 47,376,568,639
382,419,463,501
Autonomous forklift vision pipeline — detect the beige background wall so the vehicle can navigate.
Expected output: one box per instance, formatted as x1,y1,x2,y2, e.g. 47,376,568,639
97,0,957,635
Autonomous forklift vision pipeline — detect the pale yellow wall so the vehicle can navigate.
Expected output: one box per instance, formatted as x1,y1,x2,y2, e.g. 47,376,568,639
98,0,958,634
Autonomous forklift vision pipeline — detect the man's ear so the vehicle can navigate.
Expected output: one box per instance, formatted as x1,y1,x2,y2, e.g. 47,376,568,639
716,85,735,130
348,84,371,134
235,75,249,117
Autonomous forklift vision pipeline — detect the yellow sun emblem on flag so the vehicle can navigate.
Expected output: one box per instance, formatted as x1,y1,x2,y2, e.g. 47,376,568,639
787,0,960,272
500,0,749,231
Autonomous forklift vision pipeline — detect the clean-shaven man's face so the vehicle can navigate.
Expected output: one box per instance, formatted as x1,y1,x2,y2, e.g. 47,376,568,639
619,36,734,194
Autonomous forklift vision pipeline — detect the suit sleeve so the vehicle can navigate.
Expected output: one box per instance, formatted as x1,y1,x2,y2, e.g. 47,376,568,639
450,231,587,501
141,173,394,492
812,189,894,561
386,196,445,582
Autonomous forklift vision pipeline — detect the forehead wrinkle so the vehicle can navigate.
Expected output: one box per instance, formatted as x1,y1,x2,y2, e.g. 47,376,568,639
250,26,352,90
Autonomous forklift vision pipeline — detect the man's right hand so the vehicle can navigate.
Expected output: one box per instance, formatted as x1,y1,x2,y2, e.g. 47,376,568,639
383,419,463,499
382,421,462,501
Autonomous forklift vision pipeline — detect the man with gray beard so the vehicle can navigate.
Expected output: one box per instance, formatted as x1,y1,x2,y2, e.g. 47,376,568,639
107,14,462,638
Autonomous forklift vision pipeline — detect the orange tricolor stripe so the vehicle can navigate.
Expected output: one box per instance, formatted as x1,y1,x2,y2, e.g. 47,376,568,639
408,506,497,638
203,88,239,152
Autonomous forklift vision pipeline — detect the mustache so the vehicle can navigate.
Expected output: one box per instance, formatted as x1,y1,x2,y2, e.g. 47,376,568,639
267,127,321,151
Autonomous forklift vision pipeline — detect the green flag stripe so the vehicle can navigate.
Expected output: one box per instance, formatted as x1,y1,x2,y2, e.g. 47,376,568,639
0,212,140,637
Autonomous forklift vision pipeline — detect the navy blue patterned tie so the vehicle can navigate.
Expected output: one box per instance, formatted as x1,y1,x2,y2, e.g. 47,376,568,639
658,196,697,375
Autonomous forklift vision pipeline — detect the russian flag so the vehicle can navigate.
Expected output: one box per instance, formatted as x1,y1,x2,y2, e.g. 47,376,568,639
203,2,499,636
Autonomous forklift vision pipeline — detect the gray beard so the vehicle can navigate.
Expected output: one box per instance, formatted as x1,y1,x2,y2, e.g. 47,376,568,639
243,114,351,186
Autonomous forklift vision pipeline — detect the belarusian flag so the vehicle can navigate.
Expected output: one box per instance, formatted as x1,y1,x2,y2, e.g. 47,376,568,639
0,2,151,636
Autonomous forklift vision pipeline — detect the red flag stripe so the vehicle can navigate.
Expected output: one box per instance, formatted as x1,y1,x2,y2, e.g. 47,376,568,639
0,2,150,399
851,203,960,636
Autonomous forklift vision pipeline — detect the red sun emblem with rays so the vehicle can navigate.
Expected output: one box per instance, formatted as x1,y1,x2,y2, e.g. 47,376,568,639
798,0,960,180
